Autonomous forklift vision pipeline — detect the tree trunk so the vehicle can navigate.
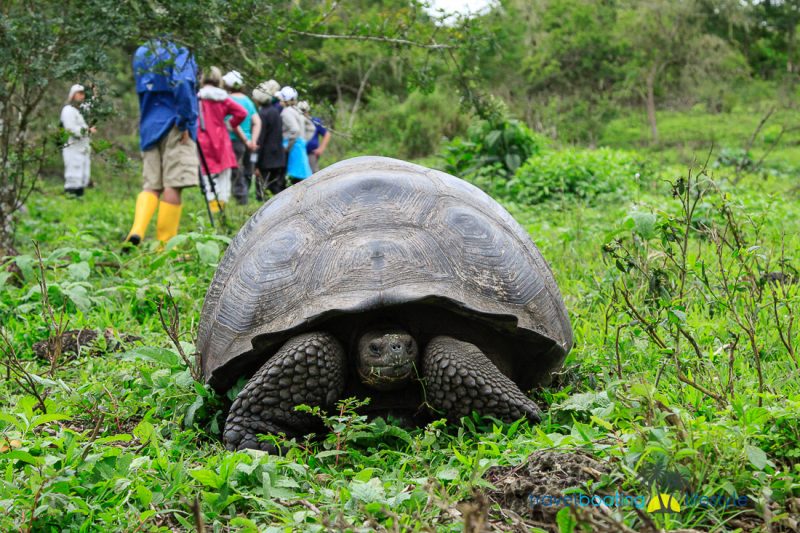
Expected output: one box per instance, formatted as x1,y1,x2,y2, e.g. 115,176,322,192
645,67,659,144
0,99,16,257
0,193,16,258
348,60,379,130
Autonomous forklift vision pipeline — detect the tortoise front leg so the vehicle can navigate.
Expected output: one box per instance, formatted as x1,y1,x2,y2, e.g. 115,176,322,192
422,336,542,424
224,332,346,451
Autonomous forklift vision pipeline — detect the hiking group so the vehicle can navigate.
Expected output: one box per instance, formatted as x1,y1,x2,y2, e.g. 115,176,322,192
60,39,331,246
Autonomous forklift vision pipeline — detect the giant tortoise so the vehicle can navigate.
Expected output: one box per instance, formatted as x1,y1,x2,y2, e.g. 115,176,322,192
198,156,572,451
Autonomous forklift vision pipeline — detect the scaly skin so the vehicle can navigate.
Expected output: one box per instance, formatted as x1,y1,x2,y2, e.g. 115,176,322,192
224,331,541,452
422,335,542,424
223,332,345,451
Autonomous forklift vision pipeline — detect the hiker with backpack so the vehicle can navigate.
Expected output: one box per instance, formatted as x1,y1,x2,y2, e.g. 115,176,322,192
125,39,199,246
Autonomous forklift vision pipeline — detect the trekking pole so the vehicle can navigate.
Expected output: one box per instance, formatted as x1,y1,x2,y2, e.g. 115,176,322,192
196,162,215,227
196,141,229,230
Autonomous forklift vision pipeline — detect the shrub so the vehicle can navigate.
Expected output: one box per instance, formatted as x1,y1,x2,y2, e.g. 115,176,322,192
713,146,754,170
347,89,469,160
441,117,548,179
508,147,643,204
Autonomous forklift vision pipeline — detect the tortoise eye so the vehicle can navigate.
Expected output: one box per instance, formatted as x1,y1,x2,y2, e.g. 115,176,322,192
369,342,380,354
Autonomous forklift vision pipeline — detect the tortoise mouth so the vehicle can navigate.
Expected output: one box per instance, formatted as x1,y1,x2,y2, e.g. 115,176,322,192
358,362,416,390
369,362,414,377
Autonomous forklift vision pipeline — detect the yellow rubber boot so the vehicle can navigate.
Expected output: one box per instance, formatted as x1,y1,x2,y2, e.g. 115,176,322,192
156,201,183,243
208,200,226,213
126,191,159,245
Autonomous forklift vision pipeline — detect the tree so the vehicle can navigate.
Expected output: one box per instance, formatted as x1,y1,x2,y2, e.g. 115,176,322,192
616,0,745,143
0,0,134,256
616,0,703,143
524,0,624,144
0,0,459,256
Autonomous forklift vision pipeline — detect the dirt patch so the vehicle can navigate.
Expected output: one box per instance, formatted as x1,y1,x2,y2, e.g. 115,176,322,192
479,449,631,532
484,449,610,524
32,328,140,361
479,450,784,533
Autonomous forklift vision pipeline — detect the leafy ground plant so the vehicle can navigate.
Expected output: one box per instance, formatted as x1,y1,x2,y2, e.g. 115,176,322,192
1,148,799,530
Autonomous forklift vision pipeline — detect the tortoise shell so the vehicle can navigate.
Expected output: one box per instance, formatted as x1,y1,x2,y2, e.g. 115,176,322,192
198,156,572,392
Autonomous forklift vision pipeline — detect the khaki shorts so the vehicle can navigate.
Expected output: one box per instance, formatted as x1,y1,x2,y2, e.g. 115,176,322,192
142,125,199,189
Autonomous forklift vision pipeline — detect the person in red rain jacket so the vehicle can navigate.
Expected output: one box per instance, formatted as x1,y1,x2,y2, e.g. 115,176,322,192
197,67,248,213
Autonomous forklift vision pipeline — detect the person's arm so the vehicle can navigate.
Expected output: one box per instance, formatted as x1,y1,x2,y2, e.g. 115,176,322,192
225,98,248,128
253,109,269,176
173,80,197,138
315,130,331,157
249,112,262,152
234,125,248,145
172,49,198,143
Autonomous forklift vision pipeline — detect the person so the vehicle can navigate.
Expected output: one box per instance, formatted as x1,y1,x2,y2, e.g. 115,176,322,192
222,71,261,205
197,67,248,212
60,84,95,197
126,39,199,246
252,80,286,198
297,101,331,173
278,87,312,184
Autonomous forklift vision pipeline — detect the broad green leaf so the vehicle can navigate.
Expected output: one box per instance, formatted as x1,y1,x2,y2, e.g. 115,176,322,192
196,241,220,265
165,234,188,251
14,255,35,280
745,444,767,470
5,450,42,466
350,478,386,504
65,284,91,312
66,262,91,281
94,434,133,445
435,467,460,481
30,413,70,428
230,517,259,532
122,346,180,368
190,468,222,489
184,395,204,428
590,416,614,431
316,450,346,459
556,507,577,533
133,419,155,444
352,468,377,482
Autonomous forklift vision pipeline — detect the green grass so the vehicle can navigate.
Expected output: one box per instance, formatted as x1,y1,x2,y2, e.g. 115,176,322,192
602,96,800,171
1,137,799,531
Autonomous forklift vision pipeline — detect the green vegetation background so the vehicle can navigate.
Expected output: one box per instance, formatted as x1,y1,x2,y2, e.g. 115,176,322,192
2,0,800,531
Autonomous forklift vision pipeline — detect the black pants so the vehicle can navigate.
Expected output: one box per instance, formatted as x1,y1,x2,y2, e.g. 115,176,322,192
231,138,254,205
256,167,286,200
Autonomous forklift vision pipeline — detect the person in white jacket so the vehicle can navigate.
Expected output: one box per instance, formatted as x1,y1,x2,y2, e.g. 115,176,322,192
60,84,95,197
277,87,312,183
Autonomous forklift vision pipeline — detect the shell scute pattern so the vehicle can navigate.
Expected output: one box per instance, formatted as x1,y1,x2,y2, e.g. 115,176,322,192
198,156,573,388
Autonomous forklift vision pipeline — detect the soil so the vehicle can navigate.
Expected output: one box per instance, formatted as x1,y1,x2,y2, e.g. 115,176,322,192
482,449,611,531
32,328,141,361
477,449,787,533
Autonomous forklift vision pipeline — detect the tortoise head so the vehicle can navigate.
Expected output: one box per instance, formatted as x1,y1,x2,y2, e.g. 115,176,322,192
356,328,418,391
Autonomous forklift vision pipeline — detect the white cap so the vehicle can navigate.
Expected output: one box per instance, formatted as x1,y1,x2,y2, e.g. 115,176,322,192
297,100,310,113
252,79,281,104
68,84,85,100
278,86,298,102
222,70,243,89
